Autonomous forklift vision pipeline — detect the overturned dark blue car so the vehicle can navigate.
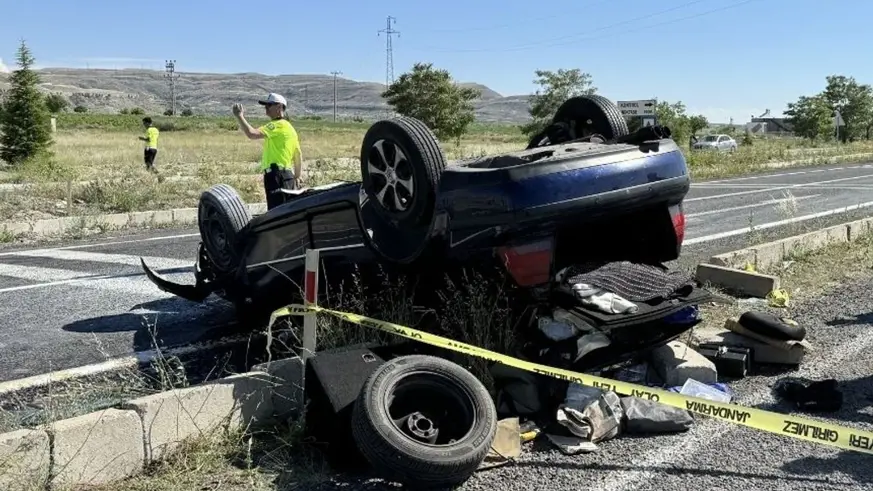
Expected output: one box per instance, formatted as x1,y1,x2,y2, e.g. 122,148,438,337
141,94,710,366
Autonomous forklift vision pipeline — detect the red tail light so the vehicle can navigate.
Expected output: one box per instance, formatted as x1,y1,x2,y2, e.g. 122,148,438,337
497,237,554,287
670,204,685,245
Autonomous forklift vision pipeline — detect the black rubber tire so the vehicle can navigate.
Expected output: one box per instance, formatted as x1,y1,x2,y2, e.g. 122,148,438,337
359,117,447,264
360,117,446,226
197,184,252,275
552,95,630,141
351,354,497,489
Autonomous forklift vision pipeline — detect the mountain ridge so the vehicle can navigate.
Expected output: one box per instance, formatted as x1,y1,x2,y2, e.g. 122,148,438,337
0,67,534,124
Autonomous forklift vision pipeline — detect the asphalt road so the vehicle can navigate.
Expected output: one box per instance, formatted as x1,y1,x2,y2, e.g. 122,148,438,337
2,161,873,382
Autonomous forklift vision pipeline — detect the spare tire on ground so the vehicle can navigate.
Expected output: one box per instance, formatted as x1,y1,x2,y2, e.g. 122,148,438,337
197,183,252,275
350,354,497,489
358,116,447,265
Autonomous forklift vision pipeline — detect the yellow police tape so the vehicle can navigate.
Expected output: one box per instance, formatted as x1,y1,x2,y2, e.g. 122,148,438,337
270,304,873,456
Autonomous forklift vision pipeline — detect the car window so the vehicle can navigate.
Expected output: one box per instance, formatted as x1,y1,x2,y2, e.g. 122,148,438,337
703,135,718,142
310,204,366,249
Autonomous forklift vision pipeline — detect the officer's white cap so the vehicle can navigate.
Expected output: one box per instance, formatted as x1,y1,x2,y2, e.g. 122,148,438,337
258,93,287,107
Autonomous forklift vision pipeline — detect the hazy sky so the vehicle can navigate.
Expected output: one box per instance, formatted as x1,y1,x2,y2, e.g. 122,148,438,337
1,0,870,123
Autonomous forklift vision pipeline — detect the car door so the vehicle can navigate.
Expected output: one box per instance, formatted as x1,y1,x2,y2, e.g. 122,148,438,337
309,201,375,295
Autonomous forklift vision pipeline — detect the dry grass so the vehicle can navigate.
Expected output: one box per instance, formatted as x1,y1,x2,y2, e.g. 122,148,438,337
2,121,872,223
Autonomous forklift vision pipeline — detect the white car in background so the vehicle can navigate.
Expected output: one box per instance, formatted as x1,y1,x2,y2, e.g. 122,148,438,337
692,134,737,152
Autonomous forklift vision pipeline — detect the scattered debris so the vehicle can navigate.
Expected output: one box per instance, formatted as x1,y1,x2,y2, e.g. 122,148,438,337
772,377,843,413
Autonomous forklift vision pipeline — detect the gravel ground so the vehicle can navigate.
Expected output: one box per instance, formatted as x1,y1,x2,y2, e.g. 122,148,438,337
301,271,873,491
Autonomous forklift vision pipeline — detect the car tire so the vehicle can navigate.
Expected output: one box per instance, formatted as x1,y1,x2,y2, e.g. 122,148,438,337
552,94,630,141
351,354,497,489
197,184,252,275
359,117,446,264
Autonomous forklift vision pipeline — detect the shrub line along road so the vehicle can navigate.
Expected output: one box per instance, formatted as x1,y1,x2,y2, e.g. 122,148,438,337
2,161,873,490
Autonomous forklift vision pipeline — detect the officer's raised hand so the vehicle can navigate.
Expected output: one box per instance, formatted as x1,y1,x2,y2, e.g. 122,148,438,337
232,103,244,118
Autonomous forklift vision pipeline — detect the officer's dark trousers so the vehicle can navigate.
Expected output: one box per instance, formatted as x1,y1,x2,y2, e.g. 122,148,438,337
263,163,297,210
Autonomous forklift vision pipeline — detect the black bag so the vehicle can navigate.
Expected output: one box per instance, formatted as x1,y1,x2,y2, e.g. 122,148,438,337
696,343,752,378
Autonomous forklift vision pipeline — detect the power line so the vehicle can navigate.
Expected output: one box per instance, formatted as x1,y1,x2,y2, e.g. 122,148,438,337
409,0,759,54
330,70,342,122
378,16,400,86
164,60,180,115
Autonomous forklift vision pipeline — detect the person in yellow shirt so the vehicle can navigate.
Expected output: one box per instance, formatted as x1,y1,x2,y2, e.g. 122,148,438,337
232,93,303,209
138,117,159,172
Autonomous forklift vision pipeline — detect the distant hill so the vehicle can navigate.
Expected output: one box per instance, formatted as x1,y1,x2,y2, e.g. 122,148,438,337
0,68,534,124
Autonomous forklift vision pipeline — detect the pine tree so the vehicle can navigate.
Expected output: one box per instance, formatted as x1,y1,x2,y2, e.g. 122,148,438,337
0,40,52,165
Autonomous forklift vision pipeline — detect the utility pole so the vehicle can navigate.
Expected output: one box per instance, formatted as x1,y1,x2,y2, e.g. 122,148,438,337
164,60,180,115
330,71,342,122
378,16,399,87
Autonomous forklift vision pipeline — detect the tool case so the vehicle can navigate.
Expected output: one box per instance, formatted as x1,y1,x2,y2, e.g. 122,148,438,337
696,343,752,378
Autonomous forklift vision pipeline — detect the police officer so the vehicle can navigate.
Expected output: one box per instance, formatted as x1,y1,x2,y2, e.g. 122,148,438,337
139,117,159,172
232,93,303,209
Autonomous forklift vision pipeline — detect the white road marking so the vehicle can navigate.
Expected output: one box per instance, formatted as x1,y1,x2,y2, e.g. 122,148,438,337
5,249,191,269
598,299,873,491
0,334,252,396
685,195,819,219
0,232,200,257
683,200,873,245
0,263,192,295
700,163,873,184
685,173,873,202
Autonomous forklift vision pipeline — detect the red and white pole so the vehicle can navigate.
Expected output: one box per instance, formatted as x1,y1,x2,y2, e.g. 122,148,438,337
302,248,320,361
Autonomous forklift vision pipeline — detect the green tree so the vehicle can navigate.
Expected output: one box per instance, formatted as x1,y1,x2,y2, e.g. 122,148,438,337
382,62,480,142
784,94,832,141
688,114,709,136
0,40,53,165
73,105,87,113
821,75,873,142
521,68,596,137
44,93,68,113
654,100,692,144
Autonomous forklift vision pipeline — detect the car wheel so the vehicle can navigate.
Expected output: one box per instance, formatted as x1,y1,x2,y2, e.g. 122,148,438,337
359,117,446,264
351,354,497,489
198,184,252,275
552,94,630,141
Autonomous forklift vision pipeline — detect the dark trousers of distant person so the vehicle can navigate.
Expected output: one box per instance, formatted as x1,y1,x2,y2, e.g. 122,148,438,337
263,163,297,210
144,148,158,172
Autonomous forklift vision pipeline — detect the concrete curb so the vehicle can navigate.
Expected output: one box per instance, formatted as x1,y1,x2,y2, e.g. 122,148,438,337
696,215,873,296
1,203,269,240
0,357,298,489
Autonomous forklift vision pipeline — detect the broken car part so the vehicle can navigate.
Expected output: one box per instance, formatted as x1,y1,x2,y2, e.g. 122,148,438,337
350,355,497,489
739,310,806,341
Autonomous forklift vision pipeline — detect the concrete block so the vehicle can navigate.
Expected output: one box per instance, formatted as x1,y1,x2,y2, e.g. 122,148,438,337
99,213,131,229
128,211,156,226
846,217,873,241
649,341,717,386
0,429,50,490
122,371,273,462
1,221,32,236
708,248,756,269
695,263,779,298
172,208,198,223
49,408,144,487
30,218,64,235
152,209,174,225
252,356,305,421
750,241,786,271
